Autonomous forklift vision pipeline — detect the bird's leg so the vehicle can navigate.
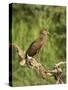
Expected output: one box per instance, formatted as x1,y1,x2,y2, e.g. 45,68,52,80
26,55,33,67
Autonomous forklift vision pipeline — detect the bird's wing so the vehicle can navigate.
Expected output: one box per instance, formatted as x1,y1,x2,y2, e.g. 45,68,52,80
26,38,43,57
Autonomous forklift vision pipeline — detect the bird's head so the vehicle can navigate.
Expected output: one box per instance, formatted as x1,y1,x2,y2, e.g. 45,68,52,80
40,28,49,38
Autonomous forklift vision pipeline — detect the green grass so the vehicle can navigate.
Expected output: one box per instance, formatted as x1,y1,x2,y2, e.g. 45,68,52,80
10,3,66,86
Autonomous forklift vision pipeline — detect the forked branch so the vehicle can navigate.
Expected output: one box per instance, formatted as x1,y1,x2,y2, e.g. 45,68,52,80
11,43,66,84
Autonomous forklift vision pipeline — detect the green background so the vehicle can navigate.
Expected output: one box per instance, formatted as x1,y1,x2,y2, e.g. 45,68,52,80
10,3,66,86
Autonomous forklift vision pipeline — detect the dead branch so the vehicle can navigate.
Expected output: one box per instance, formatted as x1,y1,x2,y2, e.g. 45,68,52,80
55,61,66,67
11,43,66,84
10,43,26,65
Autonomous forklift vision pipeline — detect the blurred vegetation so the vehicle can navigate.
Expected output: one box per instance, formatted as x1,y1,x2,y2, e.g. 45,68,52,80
10,3,66,86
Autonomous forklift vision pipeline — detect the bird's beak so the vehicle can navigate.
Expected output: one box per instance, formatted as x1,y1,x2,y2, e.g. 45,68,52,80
48,32,51,36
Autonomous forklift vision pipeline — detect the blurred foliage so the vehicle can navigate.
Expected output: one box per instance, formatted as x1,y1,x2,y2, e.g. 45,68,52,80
10,3,66,86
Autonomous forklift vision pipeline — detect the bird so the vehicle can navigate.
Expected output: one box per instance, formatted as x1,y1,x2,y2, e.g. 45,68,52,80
25,28,49,61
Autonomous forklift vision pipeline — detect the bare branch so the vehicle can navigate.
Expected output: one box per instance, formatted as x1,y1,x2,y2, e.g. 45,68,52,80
55,61,66,67
11,43,66,84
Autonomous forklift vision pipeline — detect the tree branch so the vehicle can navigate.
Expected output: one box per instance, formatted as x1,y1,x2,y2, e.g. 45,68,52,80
11,43,66,84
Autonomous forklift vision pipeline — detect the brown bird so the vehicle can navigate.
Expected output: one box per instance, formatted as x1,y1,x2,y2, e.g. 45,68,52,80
25,28,49,60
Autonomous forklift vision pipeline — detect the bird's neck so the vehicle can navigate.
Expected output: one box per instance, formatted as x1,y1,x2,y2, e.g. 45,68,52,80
38,34,48,46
